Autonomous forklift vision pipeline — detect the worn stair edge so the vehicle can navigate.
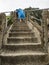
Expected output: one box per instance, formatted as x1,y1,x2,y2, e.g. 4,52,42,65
12,25,28,27
10,30,31,32
7,37,38,41
11,28,31,31
3,42,41,46
7,37,38,39
12,26,29,29
9,32,35,37
7,37,38,43
9,32,34,34
0,52,47,57
12,25,28,26
10,29,31,31
2,42,43,52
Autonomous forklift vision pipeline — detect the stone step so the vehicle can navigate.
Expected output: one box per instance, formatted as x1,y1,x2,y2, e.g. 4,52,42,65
10,29,31,32
9,32,35,37
13,21,26,24
12,25,28,28
12,23,28,26
1,51,47,65
12,25,29,27
13,24,27,27
0,51,47,57
12,22,27,25
1,61,47,65
11,27,29,30
7,37,38,43
3,43,42,53
12,25,28,27
11,28,30,30
0,53,47,65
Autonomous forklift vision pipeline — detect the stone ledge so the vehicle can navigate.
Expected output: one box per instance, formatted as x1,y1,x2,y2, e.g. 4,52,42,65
0,52,47,57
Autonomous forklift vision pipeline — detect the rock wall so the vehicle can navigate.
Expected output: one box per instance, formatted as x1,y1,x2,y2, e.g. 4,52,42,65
10,11,17,22
0,13,6,48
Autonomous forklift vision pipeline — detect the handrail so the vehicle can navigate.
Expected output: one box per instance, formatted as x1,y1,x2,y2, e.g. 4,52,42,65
29,19,42,33
30,15,42,22
28,10,48,53
29,15,42,33
25,8,49,12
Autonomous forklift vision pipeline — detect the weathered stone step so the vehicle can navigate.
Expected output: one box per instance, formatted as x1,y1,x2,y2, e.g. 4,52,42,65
12,25,29,28
7,37,38,43
3,43,42,53
0,51,47,57
9,32,34,37
4,43,41,45
11,27,29,30
11,27,30,30
13,22,27,25
10,29,31,32
12,25,28,28
11,28,30,30
13,24,27,27
13,21,26,24
1,54,47,65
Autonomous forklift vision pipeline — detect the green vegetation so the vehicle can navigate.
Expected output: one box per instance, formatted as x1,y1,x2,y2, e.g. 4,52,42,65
6,16,13,26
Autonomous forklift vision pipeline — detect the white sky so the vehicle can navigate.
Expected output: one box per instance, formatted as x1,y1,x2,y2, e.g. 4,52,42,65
0,0,49,13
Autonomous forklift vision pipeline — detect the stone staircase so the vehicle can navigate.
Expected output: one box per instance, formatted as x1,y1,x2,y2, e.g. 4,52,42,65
0,20,47,65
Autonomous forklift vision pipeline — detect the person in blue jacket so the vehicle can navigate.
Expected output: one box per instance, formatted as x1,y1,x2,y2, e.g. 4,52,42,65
16,8,25,22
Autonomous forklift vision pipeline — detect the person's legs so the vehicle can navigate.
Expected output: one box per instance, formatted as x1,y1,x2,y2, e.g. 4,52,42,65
20,19,21,22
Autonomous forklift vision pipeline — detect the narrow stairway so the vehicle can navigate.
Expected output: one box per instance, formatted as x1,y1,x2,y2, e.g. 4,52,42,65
0,20,47,65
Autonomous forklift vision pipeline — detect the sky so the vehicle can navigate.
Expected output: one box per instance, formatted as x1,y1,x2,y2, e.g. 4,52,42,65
0,0,49,13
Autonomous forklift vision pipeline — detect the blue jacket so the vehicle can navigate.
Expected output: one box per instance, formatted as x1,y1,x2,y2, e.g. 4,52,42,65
16,9,25,19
